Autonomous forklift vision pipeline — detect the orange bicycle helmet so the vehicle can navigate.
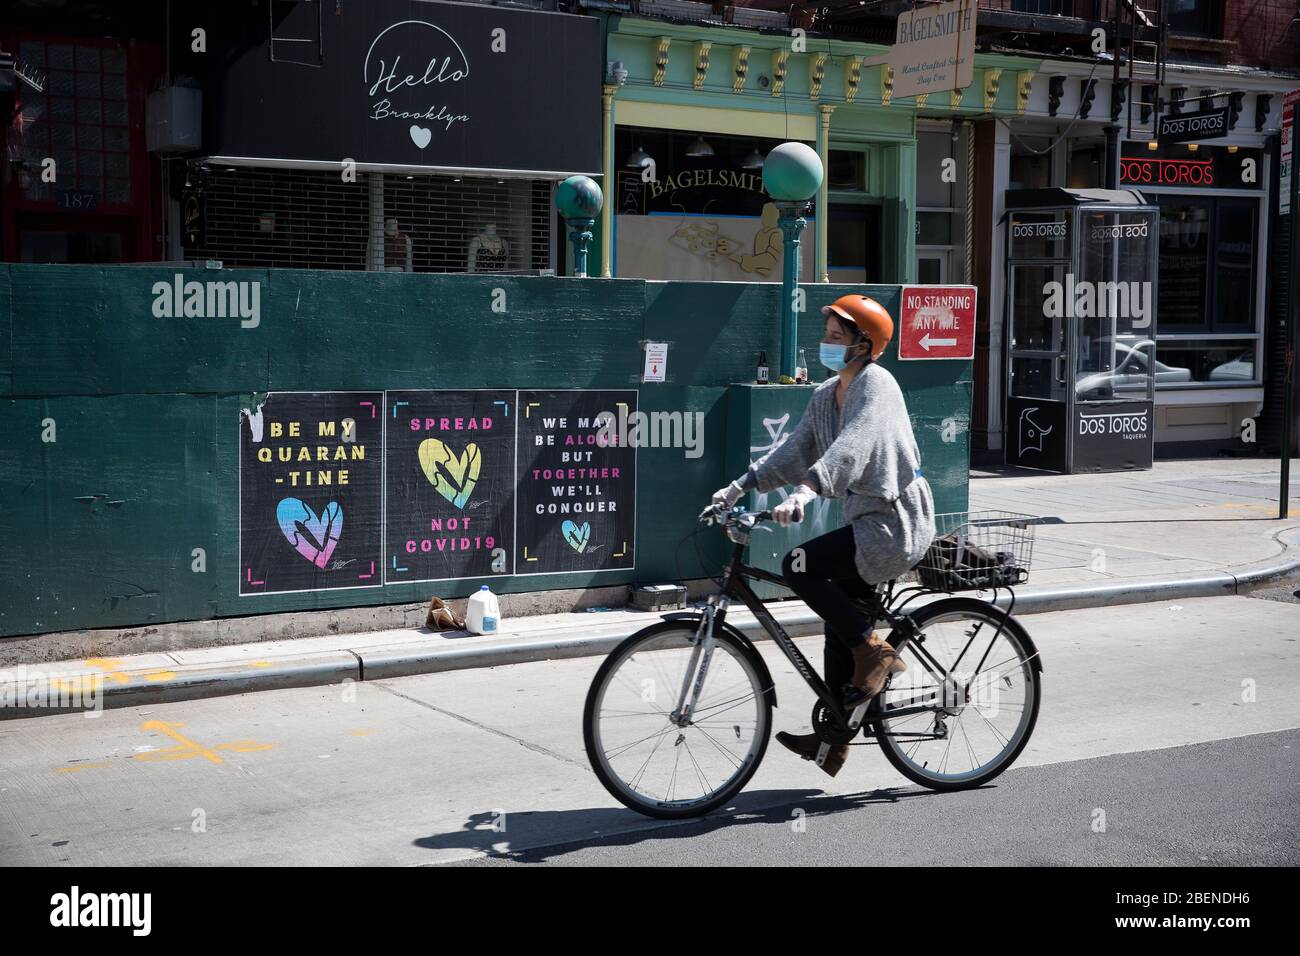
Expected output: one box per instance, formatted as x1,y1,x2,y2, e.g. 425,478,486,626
821,295,894,361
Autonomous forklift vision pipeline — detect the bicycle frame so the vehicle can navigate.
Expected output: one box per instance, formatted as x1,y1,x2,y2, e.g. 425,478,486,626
673,513,987,736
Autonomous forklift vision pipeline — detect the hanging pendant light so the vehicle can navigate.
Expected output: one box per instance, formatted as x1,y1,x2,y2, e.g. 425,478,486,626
625,144,655,170
741,144,765,169
685,135,714,158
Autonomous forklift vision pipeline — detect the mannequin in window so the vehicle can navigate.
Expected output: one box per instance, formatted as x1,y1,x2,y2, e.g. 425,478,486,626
467,222,510,273
384,218,413,272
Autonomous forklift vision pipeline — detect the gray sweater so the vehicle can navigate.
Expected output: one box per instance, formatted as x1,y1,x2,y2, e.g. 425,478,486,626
745,362,937,584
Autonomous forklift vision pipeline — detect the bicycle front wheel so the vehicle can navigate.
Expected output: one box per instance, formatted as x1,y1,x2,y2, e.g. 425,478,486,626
583,621,772,819
873,597,1041,791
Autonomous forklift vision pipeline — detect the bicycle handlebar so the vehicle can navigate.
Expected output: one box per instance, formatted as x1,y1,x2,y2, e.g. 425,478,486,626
698,503,774,527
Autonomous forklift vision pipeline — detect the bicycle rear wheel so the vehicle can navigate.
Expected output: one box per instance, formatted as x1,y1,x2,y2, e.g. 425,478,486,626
872,597,1041,791
583,621,772,819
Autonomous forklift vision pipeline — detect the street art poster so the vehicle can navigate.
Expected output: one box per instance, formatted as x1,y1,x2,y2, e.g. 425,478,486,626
239,392,384,595
515,390,637,575
385,390,517,583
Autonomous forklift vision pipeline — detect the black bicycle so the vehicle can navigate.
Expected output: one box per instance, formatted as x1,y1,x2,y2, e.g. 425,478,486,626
582,504,1044,819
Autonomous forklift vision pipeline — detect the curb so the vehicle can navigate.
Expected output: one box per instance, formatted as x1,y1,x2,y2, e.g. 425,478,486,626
5,526,1299,720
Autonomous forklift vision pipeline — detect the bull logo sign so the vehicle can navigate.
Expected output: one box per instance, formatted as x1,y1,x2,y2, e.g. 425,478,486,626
1018,406,1053,458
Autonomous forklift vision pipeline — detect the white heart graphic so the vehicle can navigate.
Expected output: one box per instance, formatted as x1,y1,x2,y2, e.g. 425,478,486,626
409,125,432,149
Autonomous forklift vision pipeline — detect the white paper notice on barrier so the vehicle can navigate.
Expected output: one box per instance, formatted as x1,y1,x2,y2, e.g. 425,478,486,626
643,342,668,382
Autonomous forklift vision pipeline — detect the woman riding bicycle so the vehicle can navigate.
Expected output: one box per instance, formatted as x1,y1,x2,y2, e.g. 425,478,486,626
711,294,936,778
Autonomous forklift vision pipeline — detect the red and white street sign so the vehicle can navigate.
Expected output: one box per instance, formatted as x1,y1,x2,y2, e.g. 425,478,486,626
897,285,978,360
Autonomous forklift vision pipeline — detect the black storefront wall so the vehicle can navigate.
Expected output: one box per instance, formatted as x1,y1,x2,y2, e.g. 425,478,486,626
198,0,601,175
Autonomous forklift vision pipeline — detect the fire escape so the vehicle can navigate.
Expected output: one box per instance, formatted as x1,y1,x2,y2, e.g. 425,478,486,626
1111,0,1168,140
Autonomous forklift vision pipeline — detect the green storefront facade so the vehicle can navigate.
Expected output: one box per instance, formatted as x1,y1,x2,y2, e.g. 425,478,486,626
591,13,1040,285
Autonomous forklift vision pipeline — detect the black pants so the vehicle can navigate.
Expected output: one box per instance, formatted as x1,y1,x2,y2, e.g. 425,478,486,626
779,525,878,694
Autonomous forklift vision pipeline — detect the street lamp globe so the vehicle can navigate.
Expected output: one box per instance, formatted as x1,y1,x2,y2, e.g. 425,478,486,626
555,175,604,220
762,142,823,201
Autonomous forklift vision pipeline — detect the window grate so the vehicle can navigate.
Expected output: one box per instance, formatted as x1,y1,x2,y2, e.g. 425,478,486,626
184,166,554,273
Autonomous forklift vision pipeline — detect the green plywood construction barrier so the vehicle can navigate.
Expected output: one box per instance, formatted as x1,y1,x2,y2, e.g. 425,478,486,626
0,266,970,638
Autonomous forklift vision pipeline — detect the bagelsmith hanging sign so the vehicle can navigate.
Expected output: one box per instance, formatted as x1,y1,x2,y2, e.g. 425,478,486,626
202,0,600,175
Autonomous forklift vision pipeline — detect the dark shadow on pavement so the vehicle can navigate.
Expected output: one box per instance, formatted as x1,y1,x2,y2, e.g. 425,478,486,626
414,784,970,864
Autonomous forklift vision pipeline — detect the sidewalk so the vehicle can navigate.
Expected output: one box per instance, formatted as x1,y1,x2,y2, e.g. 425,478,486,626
5,458,1298,717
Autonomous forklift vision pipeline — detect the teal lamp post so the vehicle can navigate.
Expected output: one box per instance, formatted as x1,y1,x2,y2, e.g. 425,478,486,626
556,175,604,278
762,143,823,381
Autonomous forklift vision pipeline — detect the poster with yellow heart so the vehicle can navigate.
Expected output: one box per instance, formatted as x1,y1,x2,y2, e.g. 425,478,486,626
385,390,517,583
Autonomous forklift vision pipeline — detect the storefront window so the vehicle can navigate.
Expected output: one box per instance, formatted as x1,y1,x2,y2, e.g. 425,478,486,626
916,129,958,284
1169,0,1218,37
827,203,881,283
1151,339,1257,385
1156,197,1211,330
1010,136,1053,190
613,126,813,281
1068,143,1105,189
1156,195,1255,334
1120,142,1263,388
15,40,133,208
828,150,866,191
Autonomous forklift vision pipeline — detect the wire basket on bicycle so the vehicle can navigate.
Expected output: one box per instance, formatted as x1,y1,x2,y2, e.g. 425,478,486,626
914,510,1035,592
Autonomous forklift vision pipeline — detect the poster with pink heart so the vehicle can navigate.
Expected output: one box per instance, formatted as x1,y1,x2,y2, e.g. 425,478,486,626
385,390,516,584
515,390,638,576
239,392,384,595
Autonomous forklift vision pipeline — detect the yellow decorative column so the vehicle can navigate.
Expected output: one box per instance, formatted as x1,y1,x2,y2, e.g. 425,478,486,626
815,104,835,283
771,49,788,97
601,83,617,278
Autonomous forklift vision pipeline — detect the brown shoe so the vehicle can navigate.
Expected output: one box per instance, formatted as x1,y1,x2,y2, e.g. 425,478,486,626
775,731,849,778
844,633,907,706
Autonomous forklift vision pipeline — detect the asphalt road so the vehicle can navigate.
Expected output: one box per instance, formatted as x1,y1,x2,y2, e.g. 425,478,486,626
2,594,1298,866
456,729,1299,866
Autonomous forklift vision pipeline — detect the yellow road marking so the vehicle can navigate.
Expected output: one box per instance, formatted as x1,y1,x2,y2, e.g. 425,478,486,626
138,720,224,764
142,670,177,682
247,661,273,669
83,658,130,685
215,740,275,753
347,728,376,737
56,725,273,774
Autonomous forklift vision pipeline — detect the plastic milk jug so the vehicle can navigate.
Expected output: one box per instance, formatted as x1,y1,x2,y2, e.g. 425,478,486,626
467,585,500,635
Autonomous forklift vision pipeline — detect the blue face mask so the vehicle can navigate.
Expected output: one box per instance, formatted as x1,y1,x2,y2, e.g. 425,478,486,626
819,341,859,371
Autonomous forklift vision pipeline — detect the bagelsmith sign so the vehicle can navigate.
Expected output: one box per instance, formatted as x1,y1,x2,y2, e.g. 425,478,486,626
890,0,976,99
203,0,600,174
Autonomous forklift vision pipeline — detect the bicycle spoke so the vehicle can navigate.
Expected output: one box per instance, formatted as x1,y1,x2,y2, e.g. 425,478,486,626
589,626,766,813
604,719,675,763
875,607,1037,785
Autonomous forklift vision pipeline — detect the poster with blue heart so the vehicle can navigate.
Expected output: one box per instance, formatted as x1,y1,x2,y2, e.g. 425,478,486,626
516,390,637,575
385,390,516,583
239,392,384,595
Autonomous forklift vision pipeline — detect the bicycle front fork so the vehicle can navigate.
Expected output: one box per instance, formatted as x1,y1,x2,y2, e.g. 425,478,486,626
670,596,724,727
